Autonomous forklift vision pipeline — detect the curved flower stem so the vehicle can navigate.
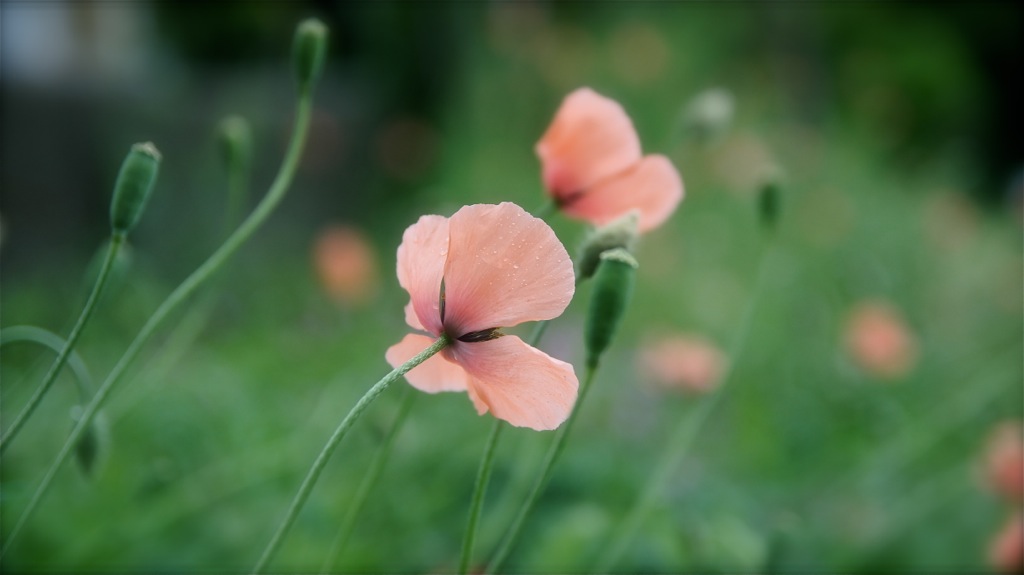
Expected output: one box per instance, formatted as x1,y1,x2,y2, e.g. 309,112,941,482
1,88,317,558
486,360,600,573
591,246,776,573
0,326,96,403
318,389,418,574
0,233,122,454
253,335,449,574
460,418,505,575
456,307,563,574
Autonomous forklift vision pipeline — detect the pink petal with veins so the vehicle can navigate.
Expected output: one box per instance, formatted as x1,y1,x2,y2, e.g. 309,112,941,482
562,154,683,232
442,203,575,335
453,335,578,431
536,88,642,200
396,215,449,334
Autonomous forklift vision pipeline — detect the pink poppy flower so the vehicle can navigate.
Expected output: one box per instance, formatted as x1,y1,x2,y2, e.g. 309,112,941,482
636,334,728,395
988,513,1024,574
385,202,579,431
536,87,683,233
312,225,378,306
984,421,1024,503
843,300,918,380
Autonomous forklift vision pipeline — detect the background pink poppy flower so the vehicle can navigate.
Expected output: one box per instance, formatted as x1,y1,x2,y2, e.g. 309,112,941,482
312,224,378,306
842,300,918,380
988,513,1024,574
983,421,1024,503
385,202,579,431
636,334,728,394
536,87,683,232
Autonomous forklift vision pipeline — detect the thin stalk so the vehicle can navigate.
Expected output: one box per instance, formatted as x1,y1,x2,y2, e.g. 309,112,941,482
460,419,505,575
253,335,449,574
592,246,775,573
0,234,122,453
1,88,317,557
0,326,96,403
318,389,418,574
486,361,600,573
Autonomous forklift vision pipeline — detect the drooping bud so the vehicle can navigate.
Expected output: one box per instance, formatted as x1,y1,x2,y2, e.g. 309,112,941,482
576,211,640,280
293,18,328,92
70,405,108,478
757,175,782,232
584,248,638,368
110,142,161,235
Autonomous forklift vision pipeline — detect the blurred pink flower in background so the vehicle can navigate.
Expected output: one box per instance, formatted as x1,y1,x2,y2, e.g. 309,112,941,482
988,513,1023,574
843,300,918,380
386,202,578,431
636,334,728,394
984,421,1024,503
312,225,379,307
536,88,683,232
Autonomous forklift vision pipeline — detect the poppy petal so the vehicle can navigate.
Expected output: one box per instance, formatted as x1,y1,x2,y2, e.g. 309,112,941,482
562,154,683,232
442,203,575,335
396,214,449,334
386,333,470,393
536,88,642,201
453,335,578,431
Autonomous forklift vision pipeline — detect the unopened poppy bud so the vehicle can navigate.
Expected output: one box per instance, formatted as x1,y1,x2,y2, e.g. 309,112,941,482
293,18,328,91
576,211,640,280
110,142,160,235
758,176,782,231
217,115,252,172
584,248,638,368
70,405,108,478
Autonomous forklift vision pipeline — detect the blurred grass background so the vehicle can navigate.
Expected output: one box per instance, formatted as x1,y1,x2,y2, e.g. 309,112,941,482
1,2,1021,573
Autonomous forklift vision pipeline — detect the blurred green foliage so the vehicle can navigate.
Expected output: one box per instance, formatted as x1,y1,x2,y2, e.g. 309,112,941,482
1,2,1021,573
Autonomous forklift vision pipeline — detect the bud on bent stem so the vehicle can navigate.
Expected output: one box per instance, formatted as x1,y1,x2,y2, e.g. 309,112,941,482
293,18,328,92
110,142,161,235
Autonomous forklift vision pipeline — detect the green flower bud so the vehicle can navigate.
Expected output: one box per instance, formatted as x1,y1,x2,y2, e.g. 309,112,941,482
217,115,252,172
110,142,160,235
293,18,328,91
757,175,782,232
576,211,639,281
70,405,108,478
584,248,638,368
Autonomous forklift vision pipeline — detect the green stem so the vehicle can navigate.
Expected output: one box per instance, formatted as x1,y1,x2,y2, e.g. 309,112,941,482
0,326,96,403
253,335,449,574
486,361,600,573
1,88,317,558
223,155,250,238
318,389,418,574
460,419,505,575
0,234,122,453
592,246,775,573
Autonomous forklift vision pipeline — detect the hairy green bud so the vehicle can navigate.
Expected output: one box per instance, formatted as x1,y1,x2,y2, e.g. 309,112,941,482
110,142,160,235
758,176,782,232
584,248,638,367
576,211,640,281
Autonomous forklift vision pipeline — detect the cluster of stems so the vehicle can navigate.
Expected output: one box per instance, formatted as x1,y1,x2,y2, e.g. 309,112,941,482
3,15,781,574
1,18,328,558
